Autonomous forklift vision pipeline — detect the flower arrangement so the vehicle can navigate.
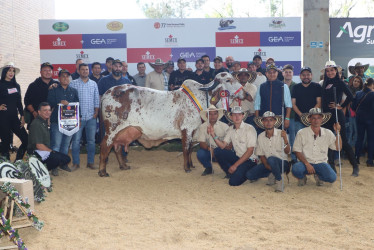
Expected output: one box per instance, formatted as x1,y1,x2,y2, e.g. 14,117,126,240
0,208,27,249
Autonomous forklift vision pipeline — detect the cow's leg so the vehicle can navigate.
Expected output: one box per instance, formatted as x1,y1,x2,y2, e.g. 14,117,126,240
181,129,191,173
188,142,195,169
99,136,112,177
114,145,130,170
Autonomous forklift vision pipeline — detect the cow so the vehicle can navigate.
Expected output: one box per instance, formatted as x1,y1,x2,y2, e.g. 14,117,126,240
98,72,245,177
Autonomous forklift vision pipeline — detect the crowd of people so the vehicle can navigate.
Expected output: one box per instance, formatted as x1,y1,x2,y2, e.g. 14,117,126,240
0,54,373,190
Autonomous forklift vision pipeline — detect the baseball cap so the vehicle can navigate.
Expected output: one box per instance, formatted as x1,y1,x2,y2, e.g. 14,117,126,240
58,69,70,77
213,56,223,62
177,57,186,63
40,62,53,70
300,66,312,74
112,59,123,65
253,55,262,61
266,64,278,72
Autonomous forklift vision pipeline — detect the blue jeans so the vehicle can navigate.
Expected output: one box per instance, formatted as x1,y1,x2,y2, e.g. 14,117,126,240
214,147,256,186
355,118,374,164
246,156,289,181
50,123,73,155
72,118,96,165
288,118,296,161
197,149,213,169
292,162,336,183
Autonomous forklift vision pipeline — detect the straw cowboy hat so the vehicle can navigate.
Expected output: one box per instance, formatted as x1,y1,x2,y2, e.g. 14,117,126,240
0,62,20,76
234,68,257,83
200,105,224,122
254,111,282,130
223,106,250,124
348,62,369,75
321,60,342,74
148,58,167,69
300,108,332,126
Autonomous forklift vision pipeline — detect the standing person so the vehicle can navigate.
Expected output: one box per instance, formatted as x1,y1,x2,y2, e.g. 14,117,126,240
168,58,193,90
265,58,284,81
254,64,292,129
201,55,215,78
24,62,59,127
27,102,71,176
89,62,102,84
145,58,168,91
100,57,114,76
210,106,257,186
70,63,100,170
247,111,290,192
232,61,241,74
0,62,28,161
212,56,229,78
47,69,79,165
196,105,229,176
247,61,266,89
348,62,370,83
352,78,374,166
292,108,341,186
71,59,83,80
133,62,147,87
321,61,359,176
164,60,174,75
346,76,363,147
192,58,212,85
121,61,137,85
253,55,266,75
225,56,235,73
98,60,131,96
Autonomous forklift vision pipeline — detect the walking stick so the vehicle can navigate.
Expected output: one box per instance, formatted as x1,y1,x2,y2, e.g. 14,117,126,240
333,87,343,191
281,84,285,192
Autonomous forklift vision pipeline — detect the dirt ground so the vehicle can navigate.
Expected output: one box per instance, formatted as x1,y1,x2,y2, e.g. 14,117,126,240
1,149,374,249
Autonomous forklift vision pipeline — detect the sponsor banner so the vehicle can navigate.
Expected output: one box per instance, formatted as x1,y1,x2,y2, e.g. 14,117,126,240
216,47,301,62
171,47,216,62
39,34,82,50
50,64,77,78
39,20,126,34
260,32,301,46
216,32,260,47
127,48,171,63
82,33,127,49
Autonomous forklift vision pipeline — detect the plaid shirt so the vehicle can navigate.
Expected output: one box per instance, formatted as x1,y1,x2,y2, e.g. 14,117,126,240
70,78,99,121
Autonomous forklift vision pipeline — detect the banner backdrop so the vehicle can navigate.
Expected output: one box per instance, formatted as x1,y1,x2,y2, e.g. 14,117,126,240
39,18,301,78
330,18,374,78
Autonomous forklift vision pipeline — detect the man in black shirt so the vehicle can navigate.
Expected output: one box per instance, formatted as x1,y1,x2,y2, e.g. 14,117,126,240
201,55,215,78
71,59,83,80
168,58,193,90
253,55,266,75
291,66,322,134
192,59,212,85
212,56,229,77
24,62,59,127
100,57,114,76
89,62,102,84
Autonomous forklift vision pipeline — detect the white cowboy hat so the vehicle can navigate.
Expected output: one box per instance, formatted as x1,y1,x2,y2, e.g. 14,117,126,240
233,68,257,83
254,111,282,130
300,108,332,126
148,58,167,69
200,105,224,122
320,60,342,74
348,62,369,75
223,106,250,124
0,62,20,76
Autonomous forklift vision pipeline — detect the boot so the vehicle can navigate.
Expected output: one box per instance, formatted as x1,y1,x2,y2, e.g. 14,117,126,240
15,148,25,161
352,166,359,177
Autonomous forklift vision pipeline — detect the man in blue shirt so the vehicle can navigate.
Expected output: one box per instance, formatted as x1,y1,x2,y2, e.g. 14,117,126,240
98,59,131,96
70,63,100,170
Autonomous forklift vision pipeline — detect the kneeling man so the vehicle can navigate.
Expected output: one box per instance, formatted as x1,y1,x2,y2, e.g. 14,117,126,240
292,108,341,186
209,106,257,186
197,105,229,176
246,111,290,192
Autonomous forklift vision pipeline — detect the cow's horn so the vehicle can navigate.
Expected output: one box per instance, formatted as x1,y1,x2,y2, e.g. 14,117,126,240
199,79,220,91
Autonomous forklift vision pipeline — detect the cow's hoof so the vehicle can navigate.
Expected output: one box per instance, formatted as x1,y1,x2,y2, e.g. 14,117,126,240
185,169,191,173
98,170,110,177
119,165,131,170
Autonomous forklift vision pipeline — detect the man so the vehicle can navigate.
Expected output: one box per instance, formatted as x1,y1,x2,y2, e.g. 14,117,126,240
254,64,292,129
89,62,102,84
133,62,147,87
247,61,266,89
192,58,212,85
145,58,168,90
348,62,370,83
232,61,241,74
47,69,79,169
246,111,290,192
197,105,229,176
168,58,193,90
292,108,341,186
225,56,235,73
121,61,137,85
201,55,215,78
70,63,100,170
212,56,229,78
71,59,83,80
282,64,297,163
230,68,257,127
100,57,114,76
209,106,257,186
164,60,174,75
27,102,71,176
24,62,59,126
98,60,131,96
253,55,266,75
266,58,284,81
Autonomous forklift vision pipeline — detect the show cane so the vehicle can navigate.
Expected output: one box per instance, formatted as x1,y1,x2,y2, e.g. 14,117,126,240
333,87,343,191
281,84,285,192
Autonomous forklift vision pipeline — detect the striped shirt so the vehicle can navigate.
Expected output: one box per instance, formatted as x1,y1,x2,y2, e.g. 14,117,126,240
70,78,99,121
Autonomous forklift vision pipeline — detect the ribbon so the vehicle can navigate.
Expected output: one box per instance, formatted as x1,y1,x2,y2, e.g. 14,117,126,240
181,84,203,112
220,90,230,111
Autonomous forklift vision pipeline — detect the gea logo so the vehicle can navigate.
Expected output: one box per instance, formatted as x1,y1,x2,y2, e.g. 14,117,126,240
179,52,195,58
91,38,106,44
268,36,283,42
336,22,374,44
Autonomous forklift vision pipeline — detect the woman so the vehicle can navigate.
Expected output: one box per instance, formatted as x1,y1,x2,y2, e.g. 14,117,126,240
0,62,28,161
346,76,364,147
352,78,374,167
321,61,359,176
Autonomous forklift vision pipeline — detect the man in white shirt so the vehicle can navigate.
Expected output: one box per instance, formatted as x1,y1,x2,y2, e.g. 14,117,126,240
292,108,341,186
145,58,168,90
